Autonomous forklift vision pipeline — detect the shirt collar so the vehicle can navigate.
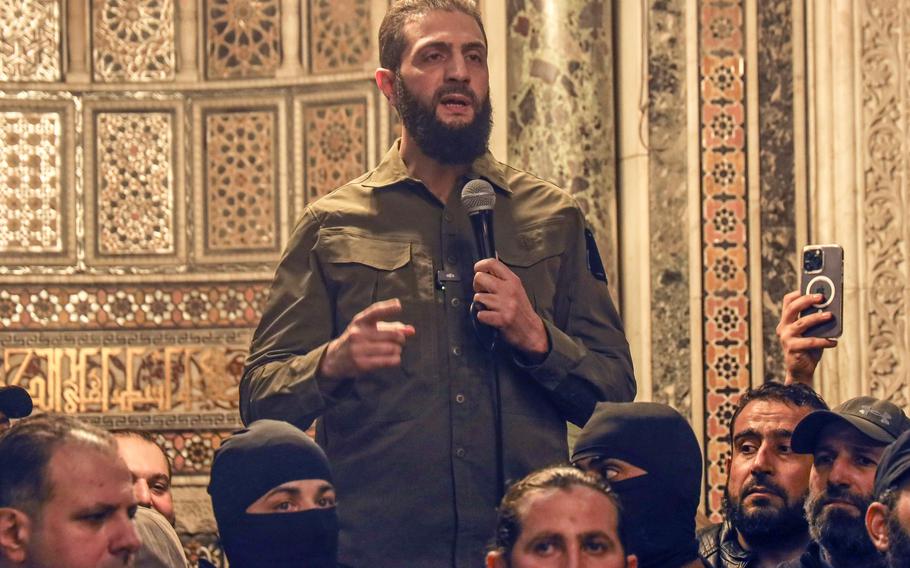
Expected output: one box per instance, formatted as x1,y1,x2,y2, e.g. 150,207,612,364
362,139,512,194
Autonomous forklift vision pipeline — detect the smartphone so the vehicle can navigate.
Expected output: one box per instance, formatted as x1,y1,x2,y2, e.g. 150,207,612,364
799,244,844,338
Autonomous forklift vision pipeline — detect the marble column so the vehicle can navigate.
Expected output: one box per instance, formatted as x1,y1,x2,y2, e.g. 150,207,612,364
176,0,200,81
507,0,619,301
66,0,90,82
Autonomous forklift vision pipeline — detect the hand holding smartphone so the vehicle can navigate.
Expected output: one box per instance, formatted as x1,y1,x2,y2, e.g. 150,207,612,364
799,244,844,338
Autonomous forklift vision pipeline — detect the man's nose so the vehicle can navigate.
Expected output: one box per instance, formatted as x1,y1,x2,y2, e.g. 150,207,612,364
134,479,151,506
826,455,854,488
110,515,141,558
445,53,470,82
750,443,774,474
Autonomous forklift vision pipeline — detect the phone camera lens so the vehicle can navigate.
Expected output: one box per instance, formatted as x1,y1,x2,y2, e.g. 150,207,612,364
804,249,824,272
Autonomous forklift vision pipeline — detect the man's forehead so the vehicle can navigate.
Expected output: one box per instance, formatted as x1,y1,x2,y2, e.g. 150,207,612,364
735,399,812,433
401,9,486,52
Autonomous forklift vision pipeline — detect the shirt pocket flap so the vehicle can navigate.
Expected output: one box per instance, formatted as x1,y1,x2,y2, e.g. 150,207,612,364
498,225,566,267
317,232,411,271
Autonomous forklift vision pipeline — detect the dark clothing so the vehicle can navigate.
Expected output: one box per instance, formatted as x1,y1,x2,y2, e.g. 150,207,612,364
240,142,636,568
778,542,832,568
698,522,753,568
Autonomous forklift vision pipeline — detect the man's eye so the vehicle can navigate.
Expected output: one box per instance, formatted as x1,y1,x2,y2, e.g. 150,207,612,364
275,501,295,512
151,484,169,494
583,539,608,555
317,495,336,507
601,466,620,480
778,444,792,454
532,540,557,556
856,455,878,467
814,453,833,466
737,442,757,455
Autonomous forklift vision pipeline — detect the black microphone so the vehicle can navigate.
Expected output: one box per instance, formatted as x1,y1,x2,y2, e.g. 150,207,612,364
461,179,497,350
461,179,496,260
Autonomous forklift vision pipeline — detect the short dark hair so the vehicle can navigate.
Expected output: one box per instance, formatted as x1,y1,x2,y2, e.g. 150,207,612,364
379,0,487,72
112,429,172,479
728,382,828,446
0,414,117,517
490,466,627,558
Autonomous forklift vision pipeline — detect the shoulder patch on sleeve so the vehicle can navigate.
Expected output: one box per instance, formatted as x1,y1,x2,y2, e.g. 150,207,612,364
584,227,607,282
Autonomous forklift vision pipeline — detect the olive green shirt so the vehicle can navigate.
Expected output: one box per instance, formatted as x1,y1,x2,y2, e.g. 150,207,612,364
241,141,635,568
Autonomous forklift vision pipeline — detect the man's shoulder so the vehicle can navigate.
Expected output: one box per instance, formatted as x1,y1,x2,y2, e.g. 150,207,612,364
696,522,724,559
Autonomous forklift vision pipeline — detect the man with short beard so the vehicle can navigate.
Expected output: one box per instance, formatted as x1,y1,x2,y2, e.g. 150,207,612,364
866,429,910,568
699,382,828,567
780,396,910,568
239,1,635,567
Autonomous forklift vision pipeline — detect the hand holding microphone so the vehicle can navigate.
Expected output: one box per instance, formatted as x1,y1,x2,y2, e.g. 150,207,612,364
461,180,548,357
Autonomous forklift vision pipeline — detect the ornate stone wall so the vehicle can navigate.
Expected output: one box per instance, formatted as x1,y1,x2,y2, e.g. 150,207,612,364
0,0,388,564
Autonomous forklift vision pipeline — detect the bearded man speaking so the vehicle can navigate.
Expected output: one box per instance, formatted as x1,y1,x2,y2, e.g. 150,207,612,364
239,1,635,567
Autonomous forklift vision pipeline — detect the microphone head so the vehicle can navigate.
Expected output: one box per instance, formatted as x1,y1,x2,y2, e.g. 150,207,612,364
461,179,496,214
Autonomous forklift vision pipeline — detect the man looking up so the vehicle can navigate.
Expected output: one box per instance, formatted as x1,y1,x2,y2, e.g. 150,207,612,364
866,429,910,568
113,430,175,526
0,414,141,568
240,1,635,566
486,466,637,568
572,402,705,568
699,382,828,567
781,396,910,568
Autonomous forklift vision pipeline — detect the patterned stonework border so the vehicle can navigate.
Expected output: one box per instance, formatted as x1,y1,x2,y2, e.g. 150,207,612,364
699,0,752,519
191,96,289,265
83,98,186,266
0,98,76,266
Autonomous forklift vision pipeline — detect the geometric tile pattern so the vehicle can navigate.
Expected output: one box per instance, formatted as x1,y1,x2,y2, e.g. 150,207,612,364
700,0,752,520
304,101,368,200
0,0,61,81
0,111,63,253
204,111,278,252
0,283,268,329
309,0,372,73
96,112,175,255
156,430,231,473
91,0,176,82
205,0,280,79
2,344,247,413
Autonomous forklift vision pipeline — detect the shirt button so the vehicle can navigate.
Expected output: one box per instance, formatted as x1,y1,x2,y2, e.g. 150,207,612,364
455,448,466,458
455,393,466,404
450,298,461,307
451,346,462,356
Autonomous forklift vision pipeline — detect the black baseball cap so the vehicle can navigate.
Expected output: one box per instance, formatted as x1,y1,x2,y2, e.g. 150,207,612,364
0,385,33,419
791,396,910,453
874,429,910,499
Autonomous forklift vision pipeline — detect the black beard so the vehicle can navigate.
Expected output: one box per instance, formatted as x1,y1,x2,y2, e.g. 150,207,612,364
394,73,493,165
805,486,882,565
886,510,910,568
723,482,809,548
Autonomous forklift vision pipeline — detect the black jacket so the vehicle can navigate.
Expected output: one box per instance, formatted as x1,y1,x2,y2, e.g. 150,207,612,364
698,522,753,568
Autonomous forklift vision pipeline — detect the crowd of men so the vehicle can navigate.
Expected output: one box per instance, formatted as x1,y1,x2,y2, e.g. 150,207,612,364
2,0,910,567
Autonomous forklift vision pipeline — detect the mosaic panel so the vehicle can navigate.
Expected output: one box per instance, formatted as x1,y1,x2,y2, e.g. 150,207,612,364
648,0,692,416
95,112,175,255
0,0,61,81
204,110,279,252
304,101,368,200
2,344,247,414
309,0,372,73
758,0,798,382
862,0,910,406
0,283,268,330
205,0,280,80
507,0,618,301
0,111,63,253
700,0,751,520
91,0,176,82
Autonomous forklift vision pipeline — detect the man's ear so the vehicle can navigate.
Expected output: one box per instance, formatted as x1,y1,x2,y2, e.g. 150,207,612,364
485,550,507,568
866,501,891,553
0,507,31,563
375,68,397,105
626,553,638,568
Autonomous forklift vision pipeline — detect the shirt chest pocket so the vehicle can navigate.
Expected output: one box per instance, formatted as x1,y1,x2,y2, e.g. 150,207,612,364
498,224,568,325
316,231,434,330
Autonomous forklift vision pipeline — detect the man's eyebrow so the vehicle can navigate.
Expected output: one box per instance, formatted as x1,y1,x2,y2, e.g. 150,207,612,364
462,41,487,52
732,429,761,443
264,486,302,500
73,503,117,519
315,483,335,497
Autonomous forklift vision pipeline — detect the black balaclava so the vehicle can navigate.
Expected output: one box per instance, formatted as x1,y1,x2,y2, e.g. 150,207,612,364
572,402,702,568
208,420,338,568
